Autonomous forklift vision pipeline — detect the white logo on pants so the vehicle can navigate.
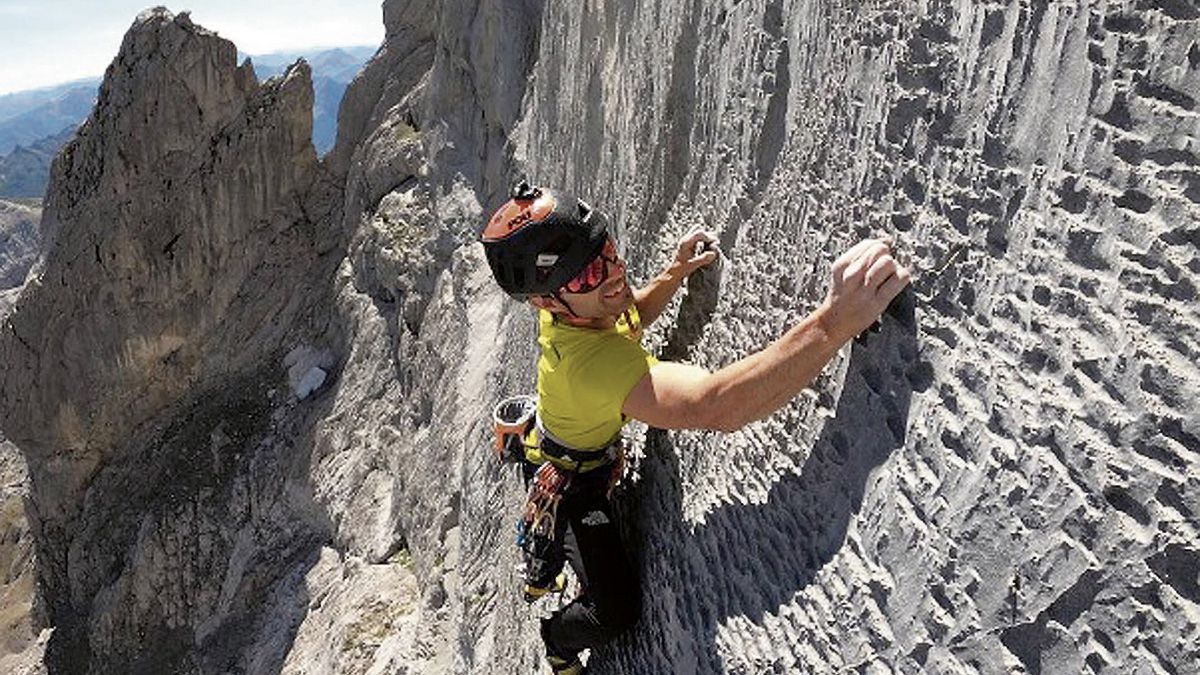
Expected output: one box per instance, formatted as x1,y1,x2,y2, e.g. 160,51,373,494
581,511,609,526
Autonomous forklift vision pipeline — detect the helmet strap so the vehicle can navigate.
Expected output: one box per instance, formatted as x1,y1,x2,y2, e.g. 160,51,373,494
551,291,580,318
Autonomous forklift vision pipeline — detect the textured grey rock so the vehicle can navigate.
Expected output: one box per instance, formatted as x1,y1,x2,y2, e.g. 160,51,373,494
512,2,1200,673
0,227,43,674
0,7,353,673
0,434,44,675
0,199,39,291
277,546,431,673
0,1,1197,674
245,47,379,156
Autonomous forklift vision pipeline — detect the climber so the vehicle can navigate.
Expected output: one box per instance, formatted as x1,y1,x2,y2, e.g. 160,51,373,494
480,180,910,674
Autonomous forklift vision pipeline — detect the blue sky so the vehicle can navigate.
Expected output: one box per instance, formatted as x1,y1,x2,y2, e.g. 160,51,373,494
0,1,385,95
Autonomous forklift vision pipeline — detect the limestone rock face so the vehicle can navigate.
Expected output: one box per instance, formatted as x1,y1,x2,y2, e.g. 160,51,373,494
0,203,44,674
0,200,39,291
3,6,322,495
0,7,352,673
512,2,1200,673
1,1,1198,674
370,0,1199,672
0,433,44,675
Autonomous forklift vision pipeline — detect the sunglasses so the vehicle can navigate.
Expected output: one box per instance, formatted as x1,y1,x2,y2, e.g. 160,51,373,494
562,239,622,294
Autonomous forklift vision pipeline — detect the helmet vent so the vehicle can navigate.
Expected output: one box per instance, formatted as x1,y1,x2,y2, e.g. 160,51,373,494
577,199,592,221
512,180,541,201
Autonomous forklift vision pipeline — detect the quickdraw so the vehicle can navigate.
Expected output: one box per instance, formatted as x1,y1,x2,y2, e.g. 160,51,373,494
516,461,573,596
516,461,573,549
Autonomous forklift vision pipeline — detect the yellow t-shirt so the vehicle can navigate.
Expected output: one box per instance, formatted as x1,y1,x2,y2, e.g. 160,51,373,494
527,306,657,466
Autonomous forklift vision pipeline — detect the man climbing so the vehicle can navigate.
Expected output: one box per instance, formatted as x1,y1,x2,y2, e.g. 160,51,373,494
480,180,911,674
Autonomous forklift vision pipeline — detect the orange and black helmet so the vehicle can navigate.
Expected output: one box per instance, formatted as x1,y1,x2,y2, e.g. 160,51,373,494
481,180,609,300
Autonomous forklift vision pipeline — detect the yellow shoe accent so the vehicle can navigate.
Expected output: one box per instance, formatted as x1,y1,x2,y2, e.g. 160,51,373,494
547,655,584,674
523,571,567,602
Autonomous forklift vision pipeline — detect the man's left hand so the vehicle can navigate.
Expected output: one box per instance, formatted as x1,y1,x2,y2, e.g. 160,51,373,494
674,229,720,275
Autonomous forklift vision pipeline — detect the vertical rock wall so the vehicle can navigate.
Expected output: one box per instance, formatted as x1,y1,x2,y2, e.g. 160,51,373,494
306,1,553,671
0,431,44,675
334,1,1199,672
511,1,1200,673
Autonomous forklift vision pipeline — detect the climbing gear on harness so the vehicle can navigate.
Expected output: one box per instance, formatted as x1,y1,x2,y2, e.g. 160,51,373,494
492,394,537,463
538,421,628,498
516,442,628,599
517,462,573,550
494,398,630,608
480,180,610,301
536,420,624,477
517,461,574,592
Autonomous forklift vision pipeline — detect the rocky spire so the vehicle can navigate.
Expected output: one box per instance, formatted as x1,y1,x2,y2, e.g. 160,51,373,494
2,5,322,503
0,8,344,671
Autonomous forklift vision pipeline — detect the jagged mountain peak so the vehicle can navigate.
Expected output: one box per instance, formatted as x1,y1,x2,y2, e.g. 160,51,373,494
4,0,326,520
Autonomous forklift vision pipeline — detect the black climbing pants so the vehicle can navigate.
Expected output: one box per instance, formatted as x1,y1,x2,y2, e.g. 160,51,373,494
532,468,642,660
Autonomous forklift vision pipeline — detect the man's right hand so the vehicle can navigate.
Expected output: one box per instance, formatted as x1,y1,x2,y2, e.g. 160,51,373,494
816,238,911,343
673,229,720,275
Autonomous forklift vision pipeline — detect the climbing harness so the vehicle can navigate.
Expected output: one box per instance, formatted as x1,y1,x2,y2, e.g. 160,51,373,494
511,422,627,601
536,419,626,477
492,388,629,603
491,393,626,480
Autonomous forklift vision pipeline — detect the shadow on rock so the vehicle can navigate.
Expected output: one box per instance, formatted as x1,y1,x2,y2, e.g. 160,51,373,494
602,292,918,674
40,365,341,675
660,257,723,362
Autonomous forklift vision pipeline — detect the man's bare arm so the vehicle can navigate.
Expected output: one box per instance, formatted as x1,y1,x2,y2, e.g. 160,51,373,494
623,238,910,431
634,230,717,327
633,260,689,328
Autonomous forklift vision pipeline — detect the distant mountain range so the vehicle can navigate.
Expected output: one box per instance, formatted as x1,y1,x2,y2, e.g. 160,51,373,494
0,127,76,198
243,46,376,84
0,46,376,200
0,81,100,156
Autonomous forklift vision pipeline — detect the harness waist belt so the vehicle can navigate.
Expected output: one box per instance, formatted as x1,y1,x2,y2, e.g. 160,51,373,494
536,417,619,471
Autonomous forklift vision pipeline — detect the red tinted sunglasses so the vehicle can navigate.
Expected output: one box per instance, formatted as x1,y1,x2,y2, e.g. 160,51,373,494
562,239,622,294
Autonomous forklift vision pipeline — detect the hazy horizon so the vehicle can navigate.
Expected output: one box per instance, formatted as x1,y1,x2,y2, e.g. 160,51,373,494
0,1,384,96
